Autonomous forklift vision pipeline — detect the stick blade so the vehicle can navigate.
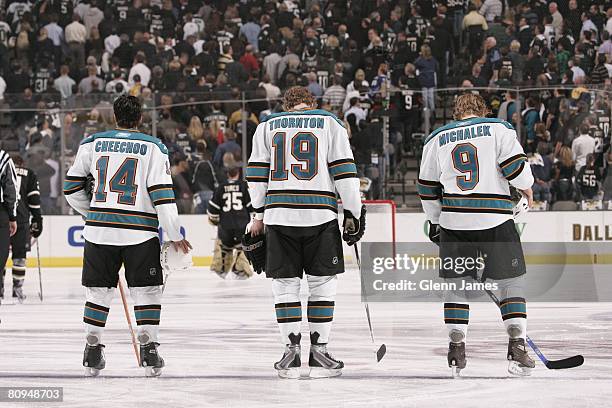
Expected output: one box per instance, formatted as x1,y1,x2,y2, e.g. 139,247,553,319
376,344,387,362
545,355,584,369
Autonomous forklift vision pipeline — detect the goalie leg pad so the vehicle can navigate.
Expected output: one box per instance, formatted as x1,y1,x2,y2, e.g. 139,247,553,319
306,275,337,344
233,250,253,277
272,278,302,345
84,287,115,344
221,244,235,273
130,285,162,343
211,239,223,273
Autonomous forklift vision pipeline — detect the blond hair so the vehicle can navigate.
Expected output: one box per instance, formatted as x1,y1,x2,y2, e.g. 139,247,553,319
453,93,491,120
187,116,204,140
558,146,573,168
282,86,317,111
420,44,432,59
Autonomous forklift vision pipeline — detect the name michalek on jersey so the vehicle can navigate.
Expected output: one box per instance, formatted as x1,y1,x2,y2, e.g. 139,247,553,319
438,124,492,146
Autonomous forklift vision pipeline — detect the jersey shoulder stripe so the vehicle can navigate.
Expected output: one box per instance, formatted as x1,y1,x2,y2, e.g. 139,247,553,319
81,130,169,155
262,109,345,128
424,117,515,145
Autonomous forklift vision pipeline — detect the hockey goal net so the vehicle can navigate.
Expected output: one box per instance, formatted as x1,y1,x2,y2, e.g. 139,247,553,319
339,200,397,268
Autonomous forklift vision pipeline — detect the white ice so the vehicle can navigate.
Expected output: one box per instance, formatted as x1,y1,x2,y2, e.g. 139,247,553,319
0,267,610,408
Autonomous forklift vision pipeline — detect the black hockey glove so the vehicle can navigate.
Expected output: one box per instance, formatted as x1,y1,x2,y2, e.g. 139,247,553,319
242,230,266,274
30,217,43,238
428,221,440,246
84,173,95,200
342,205,366,246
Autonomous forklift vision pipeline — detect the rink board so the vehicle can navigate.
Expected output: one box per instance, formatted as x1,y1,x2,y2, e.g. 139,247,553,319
11,211,612,268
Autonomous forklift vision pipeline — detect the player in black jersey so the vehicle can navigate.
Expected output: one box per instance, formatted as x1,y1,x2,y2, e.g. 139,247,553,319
0,155,42,302
208,167,254,279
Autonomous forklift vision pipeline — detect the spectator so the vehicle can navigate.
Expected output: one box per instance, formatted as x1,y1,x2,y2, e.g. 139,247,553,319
65,14,87,69
239,44,259,75
591,54,610,84
259,74,281,101
322,75,346,112
530,145,553,202
191,140,219,214
83,0,103,38
576,153,601,200
414,45,438,114
128,53,150,87
553,146,575,200
78,66,105,95
306,72,323,98
105,70,129,94
344,97,367,124
54,65,76,99
572,124,596,172
213,129,241,169
522,96,541,153
171,155,193,214
549,2,563,39
479,0,502,23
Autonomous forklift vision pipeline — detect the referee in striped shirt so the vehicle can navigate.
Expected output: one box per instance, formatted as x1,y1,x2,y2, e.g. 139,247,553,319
0,149,18,301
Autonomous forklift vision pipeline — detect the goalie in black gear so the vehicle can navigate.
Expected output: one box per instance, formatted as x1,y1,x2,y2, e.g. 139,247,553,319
1,155,43,302
208,166,254,279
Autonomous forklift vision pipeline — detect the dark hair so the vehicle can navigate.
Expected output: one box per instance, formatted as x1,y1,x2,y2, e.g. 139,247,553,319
113,95,142,128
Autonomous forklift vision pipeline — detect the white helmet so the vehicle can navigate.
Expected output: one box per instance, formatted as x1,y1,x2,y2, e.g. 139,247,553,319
160,241,193,273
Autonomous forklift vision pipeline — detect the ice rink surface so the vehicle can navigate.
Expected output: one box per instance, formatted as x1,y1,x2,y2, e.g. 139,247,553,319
0,267,610,408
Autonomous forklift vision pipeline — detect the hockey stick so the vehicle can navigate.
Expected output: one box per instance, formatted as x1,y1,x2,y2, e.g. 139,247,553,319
118,279,140,365
354,245,387,362
34,239,43,302
482,286,584,369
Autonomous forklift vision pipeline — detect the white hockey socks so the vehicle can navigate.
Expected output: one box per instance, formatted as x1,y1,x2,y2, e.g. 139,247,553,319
130,285,162,344
306,275,337,345
272,278,302,345
497,276,527,340
84,287,115,344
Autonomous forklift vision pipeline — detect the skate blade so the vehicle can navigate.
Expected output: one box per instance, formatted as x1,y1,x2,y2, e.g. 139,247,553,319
276,367,300,379
145,366,163,377
508,361,533,377
85,367,101,377
451,366,463,378
214,271,229,280
308,367,342,379
232,272,251,280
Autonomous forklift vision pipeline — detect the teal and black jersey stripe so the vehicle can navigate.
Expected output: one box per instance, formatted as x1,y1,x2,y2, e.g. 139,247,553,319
499,154,527,181
86,207,159,232
328,158,357,180
246,162,270,183
417,178,443,200
442,193,513,214
147,184,175,206
63,176,87,195
500,297,527,320
134,304,161,325
265,189,338,212
444,303,469,325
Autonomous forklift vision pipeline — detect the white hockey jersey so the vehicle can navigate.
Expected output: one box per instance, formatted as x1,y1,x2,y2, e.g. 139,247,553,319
247,109,362,227
418,117,534,230
64,129,182,246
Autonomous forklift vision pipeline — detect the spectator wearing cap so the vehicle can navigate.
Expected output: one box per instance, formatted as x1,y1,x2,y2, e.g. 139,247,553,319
128,53,150,87
572,124,596,172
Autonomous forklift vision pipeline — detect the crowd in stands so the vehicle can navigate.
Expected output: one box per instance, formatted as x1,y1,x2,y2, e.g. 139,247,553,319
0,0,610,213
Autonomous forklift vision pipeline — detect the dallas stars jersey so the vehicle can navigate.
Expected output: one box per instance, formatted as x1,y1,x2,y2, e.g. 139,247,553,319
207,179,253,231
418,117,534,231
14,166,41,223
247,110,362,227
64,129,182,246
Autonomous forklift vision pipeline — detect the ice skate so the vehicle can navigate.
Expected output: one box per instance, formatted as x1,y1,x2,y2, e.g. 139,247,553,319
12,280,26,303
448,342,467,378
507,338,535,376
83,335,105,377
274,333,301,379
308,344,343,378
139,333,165,377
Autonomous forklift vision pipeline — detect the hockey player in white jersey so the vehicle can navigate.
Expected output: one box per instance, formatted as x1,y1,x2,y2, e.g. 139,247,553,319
418,94,536,377
246,87,365,379
64,95,191,377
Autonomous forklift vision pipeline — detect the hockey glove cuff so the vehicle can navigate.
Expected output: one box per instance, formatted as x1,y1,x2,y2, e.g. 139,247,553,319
84,173,95,200
342,205,366,246
242,231,266,274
